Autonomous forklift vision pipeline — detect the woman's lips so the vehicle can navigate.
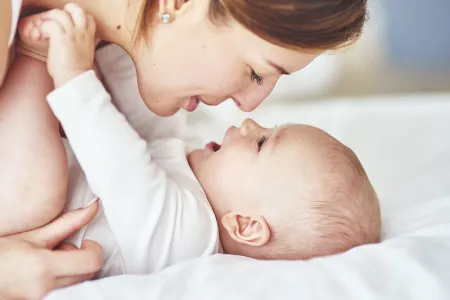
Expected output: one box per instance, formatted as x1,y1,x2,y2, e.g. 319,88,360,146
185,96,200,112
196,96,209,105
185,96,239,112
185,96,211,112
231,97,242,107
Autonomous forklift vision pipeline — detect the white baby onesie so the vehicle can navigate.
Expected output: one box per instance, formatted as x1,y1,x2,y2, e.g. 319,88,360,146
48,45,219,278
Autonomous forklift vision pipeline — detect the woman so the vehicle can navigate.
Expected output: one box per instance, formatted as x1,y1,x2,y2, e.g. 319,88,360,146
1,0,366,113
0,0,367,297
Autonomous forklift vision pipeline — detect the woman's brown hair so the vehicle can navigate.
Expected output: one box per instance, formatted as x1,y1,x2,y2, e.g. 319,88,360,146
136,0,367,50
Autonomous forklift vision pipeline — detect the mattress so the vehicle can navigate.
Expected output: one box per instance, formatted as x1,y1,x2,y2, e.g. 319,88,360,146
46,92,450,300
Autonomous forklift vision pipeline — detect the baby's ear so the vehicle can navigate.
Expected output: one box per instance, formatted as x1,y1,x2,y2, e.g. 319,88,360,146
221,212,270,247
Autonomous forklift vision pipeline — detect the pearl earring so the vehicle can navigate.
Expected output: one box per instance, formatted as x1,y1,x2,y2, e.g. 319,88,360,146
160,13,172,24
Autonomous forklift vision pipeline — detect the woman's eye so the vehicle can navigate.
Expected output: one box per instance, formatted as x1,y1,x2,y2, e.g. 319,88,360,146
257,135,267,151
251,69,264,86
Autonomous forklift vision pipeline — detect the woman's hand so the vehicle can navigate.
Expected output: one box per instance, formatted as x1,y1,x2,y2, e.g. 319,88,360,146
0,201,102,300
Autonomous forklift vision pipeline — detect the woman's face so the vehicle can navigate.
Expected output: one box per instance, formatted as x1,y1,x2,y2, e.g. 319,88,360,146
129,1,320,116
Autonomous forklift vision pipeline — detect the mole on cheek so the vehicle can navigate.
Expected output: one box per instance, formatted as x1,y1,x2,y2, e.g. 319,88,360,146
116,25,121,30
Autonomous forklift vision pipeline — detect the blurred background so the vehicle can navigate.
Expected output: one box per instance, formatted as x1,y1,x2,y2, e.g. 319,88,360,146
266,0,450,102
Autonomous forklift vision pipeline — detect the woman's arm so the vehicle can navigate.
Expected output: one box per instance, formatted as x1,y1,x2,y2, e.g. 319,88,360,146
0,0,12,87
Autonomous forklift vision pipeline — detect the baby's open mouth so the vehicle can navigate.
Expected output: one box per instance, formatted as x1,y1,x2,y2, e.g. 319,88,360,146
206,142,221,152
212,142,221,152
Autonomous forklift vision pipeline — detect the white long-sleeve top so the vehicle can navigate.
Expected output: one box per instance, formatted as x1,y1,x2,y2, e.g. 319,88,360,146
47,47,219,278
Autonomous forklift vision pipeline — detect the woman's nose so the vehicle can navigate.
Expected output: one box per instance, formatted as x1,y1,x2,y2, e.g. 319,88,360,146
232,79,278,112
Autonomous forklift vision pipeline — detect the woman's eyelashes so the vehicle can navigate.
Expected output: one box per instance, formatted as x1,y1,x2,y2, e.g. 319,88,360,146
250,69,264,86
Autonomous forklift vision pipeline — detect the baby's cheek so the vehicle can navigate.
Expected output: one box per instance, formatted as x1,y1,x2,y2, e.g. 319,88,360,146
221,162,243,184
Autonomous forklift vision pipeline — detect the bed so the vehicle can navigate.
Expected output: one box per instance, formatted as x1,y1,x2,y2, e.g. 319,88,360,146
46,92,450,300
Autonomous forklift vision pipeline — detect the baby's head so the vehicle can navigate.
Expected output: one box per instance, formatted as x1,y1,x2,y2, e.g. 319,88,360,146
188,118,381,260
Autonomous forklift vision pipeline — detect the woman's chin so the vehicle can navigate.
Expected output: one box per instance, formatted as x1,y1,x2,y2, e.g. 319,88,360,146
142,98,180,117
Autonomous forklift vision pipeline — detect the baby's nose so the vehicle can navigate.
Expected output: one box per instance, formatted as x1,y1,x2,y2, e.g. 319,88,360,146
240,118,259,136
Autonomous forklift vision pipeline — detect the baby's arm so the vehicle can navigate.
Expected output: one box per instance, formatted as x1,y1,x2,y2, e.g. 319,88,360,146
48,72,193,273
43,6,215,274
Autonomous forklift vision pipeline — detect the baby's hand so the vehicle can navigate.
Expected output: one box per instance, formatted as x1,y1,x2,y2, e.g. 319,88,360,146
40,3,96,87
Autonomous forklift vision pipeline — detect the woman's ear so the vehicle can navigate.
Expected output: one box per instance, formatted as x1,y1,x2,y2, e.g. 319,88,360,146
158,0,176,23
221,212,271,247
158,0,193,23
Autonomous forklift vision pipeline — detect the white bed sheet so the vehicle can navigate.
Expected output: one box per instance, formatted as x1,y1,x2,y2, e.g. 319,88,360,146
47,93,450,300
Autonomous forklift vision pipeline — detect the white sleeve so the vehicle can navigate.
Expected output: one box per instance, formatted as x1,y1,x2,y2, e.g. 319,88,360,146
47,71,215,274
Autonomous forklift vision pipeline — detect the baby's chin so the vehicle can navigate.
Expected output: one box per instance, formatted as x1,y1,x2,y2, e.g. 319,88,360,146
187,149,218,194
187,149,203,176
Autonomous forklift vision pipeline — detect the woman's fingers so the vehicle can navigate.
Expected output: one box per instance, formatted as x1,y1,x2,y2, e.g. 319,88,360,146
55,272,95,289
54,241,96,287
17,200,99,249
56,242,78,251
47,240,103,277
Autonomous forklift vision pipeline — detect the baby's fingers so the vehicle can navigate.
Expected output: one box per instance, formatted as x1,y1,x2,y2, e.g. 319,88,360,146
44,9,73,33
64,2,87,29
40,20,64,40
86,14,96,35
18,14,44,41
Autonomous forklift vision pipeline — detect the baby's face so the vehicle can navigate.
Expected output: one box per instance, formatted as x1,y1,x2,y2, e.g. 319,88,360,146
188,119,325,219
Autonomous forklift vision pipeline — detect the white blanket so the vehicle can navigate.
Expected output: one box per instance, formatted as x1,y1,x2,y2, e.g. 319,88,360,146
46,93,450,300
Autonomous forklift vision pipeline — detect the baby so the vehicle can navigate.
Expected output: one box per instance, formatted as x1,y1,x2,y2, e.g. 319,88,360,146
5,5,380,277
